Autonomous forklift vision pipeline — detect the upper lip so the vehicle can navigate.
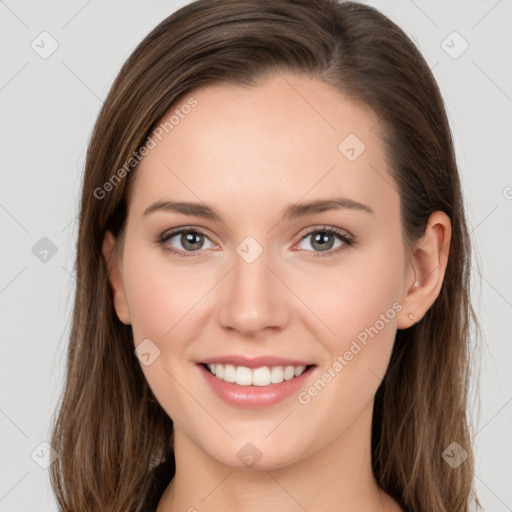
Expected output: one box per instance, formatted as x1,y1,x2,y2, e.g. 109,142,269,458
199,355,315,369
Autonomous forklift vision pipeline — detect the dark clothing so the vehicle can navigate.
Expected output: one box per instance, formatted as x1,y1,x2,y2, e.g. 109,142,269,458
142,454,175,511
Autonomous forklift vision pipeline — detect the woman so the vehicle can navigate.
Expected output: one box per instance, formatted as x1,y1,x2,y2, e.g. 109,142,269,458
49,0,481,511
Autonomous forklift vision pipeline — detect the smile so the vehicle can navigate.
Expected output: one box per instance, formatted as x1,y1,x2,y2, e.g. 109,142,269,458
204,363,310,386
197,363,317,408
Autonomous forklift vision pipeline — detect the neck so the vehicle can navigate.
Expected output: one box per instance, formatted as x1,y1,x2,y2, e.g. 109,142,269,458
157,402,401,512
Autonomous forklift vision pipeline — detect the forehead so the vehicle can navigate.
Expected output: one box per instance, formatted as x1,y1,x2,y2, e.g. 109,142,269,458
129,72,397,222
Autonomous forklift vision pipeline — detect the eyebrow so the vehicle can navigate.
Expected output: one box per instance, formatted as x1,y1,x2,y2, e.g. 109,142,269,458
143,197,374,221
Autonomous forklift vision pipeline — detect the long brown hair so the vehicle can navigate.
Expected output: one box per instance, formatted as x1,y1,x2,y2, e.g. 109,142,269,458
49,1,481,510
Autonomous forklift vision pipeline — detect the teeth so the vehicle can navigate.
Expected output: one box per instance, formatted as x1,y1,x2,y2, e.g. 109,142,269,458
205,363,308,386
223,364,236,382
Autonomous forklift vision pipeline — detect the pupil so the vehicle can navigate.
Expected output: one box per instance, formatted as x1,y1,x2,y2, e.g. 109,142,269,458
183,232,202,250
313,232,333,251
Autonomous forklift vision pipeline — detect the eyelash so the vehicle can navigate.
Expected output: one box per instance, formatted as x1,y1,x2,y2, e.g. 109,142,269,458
155,225,355,259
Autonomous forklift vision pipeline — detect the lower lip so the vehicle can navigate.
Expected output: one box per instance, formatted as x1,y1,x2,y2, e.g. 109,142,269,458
197,364,316,409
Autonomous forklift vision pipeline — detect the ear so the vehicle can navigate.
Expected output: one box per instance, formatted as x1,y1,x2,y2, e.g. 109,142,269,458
397,211,451,329
102,230,131,325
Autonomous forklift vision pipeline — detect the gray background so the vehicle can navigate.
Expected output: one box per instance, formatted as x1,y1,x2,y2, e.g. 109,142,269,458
1,0,511,510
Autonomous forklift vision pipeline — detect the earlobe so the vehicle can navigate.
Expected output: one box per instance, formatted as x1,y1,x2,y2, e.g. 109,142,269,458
101,230,131,325
397,211,451,329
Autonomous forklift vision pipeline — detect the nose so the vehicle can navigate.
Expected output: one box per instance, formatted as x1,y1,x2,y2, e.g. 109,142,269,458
216,245,291,337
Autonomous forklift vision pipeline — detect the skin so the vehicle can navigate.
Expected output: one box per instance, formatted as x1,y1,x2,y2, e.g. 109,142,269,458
102,71,450,512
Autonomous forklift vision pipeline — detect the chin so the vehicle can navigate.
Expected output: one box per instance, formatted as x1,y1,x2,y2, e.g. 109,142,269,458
202,436,308,472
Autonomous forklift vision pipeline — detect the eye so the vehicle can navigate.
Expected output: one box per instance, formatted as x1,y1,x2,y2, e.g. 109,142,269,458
156,227,216,258
295,226,354,257
156,225,355,258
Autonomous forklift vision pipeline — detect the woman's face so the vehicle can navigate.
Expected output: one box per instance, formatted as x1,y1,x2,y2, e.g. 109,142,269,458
105,71,417,469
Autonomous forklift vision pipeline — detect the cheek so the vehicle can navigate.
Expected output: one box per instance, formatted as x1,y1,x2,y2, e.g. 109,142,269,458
291,241,405,409
121,246,210,421
122,245,209,345
296,239,404,347
291,244,404,438
124,229,404,361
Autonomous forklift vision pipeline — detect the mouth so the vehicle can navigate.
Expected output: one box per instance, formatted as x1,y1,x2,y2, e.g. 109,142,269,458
199,362,317,387
197,361,318,408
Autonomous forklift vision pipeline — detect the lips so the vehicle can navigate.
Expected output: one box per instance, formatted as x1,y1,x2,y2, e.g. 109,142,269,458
197,362,317,408
199,355,315,368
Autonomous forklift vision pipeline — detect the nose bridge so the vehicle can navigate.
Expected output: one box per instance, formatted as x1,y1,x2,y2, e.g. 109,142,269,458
216,235,290,335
